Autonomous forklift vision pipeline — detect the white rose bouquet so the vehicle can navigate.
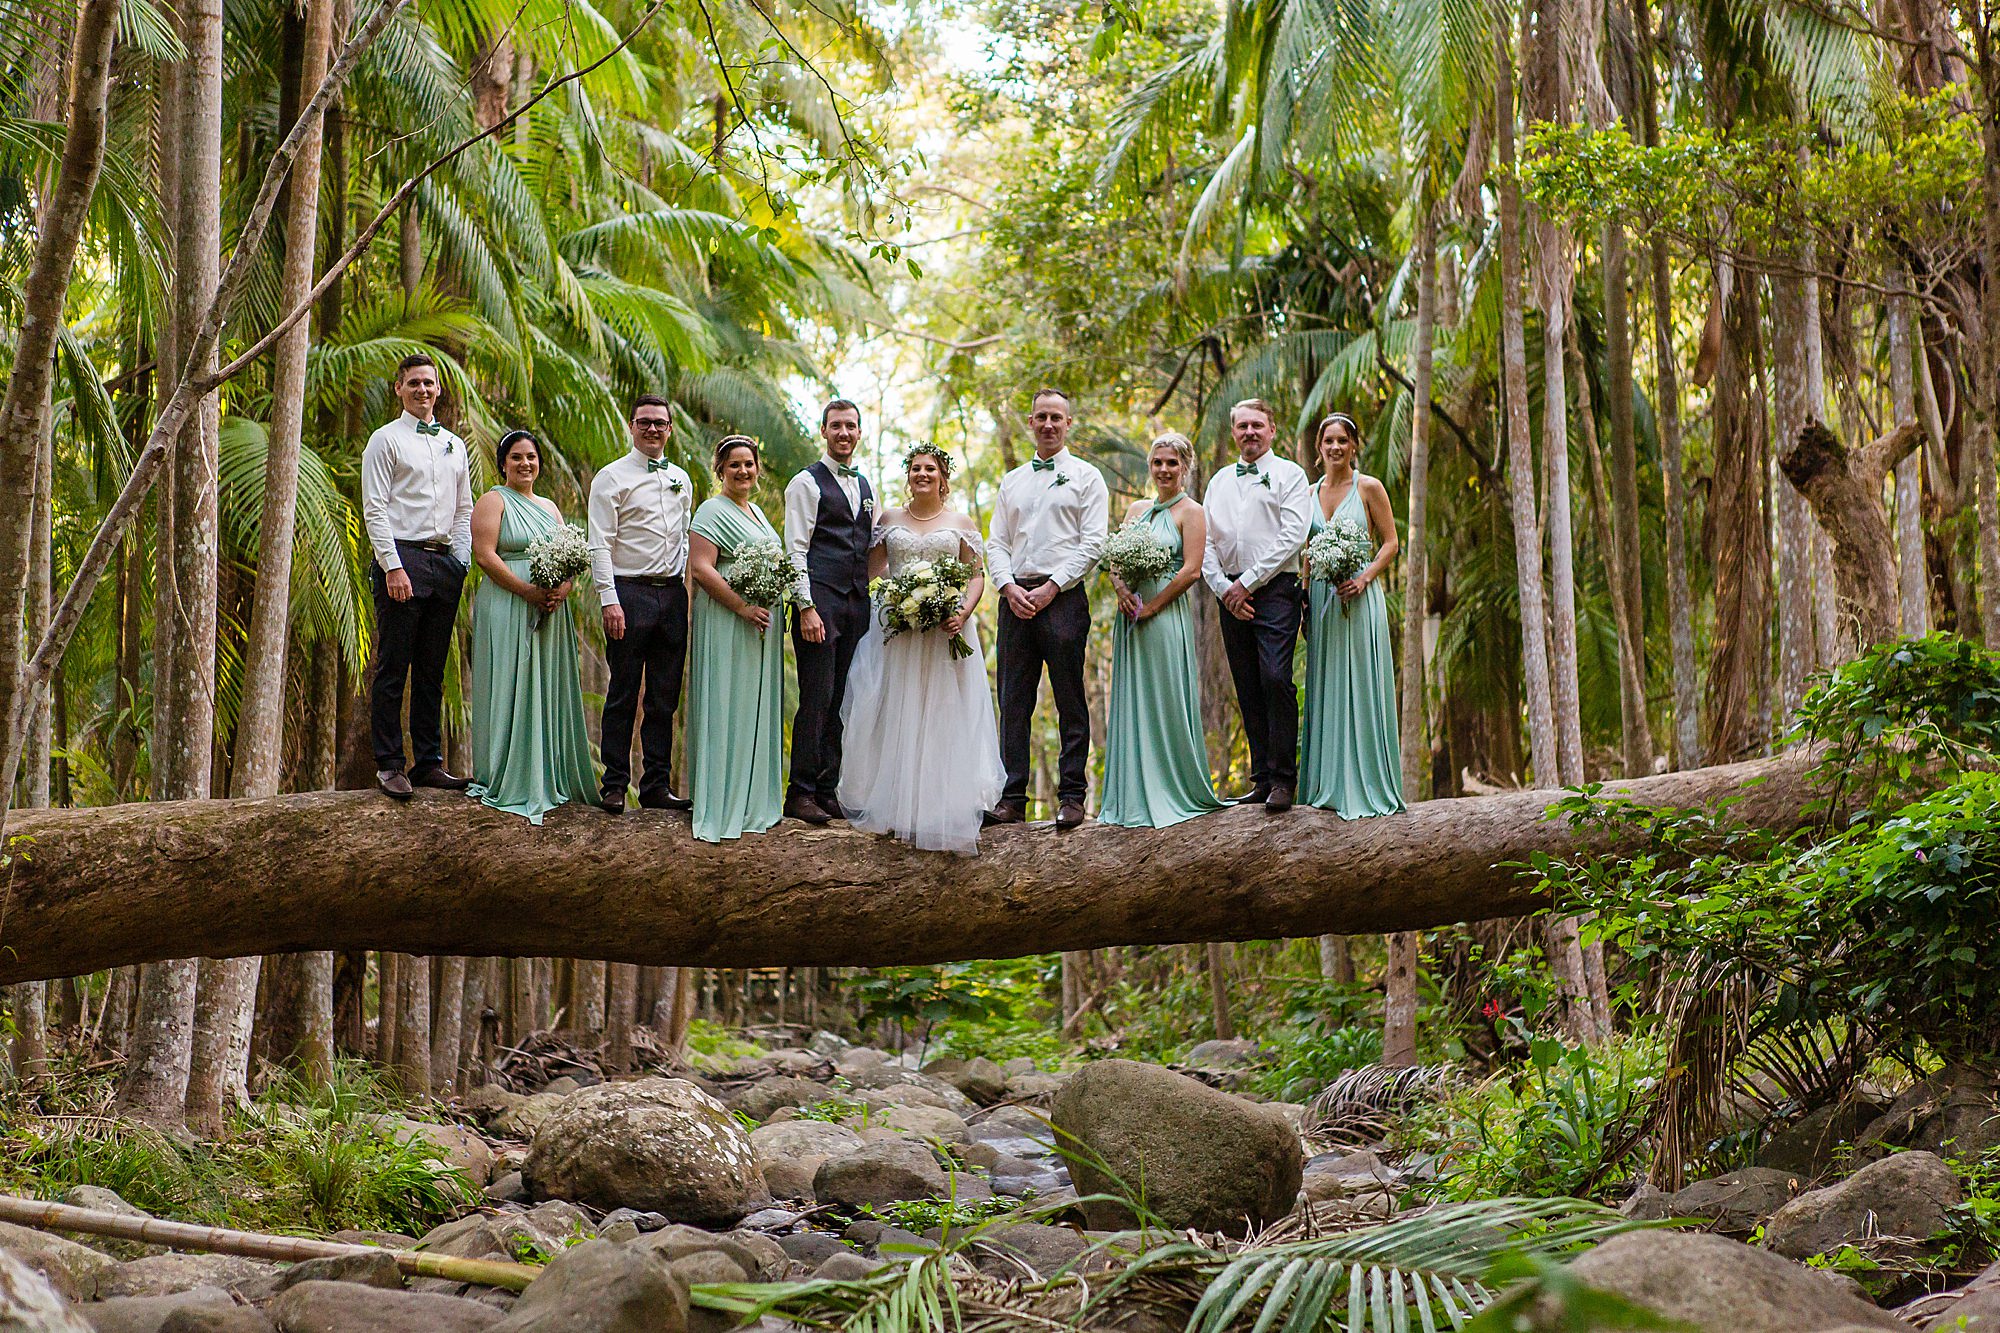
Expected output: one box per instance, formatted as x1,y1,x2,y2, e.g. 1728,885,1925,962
522,523,593,631
1305,517,1374,616
727,539,804,611
870,554,975,659
1101,521,1178,587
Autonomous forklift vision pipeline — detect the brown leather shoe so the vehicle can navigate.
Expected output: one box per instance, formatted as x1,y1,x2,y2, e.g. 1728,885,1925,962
786,793,832,825
377,769,414,800
817,796,852,821
600,790,626,816
982,800,1026,826
1265,784,1295,812
639,790,692,810
1232,782,1272,806
411,765,472,791
1055,800,1086,830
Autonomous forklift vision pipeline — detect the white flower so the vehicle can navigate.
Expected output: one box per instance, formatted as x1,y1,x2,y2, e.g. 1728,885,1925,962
900,596,922,618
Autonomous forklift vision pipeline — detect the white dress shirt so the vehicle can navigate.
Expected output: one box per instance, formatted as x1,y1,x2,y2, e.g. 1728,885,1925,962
360,411,474,570
1201,451,1313,596
985,448,1109,591
784,456,865,605
587,448,695,606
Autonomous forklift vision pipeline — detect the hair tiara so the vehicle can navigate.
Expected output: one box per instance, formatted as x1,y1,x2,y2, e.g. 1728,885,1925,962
902,443,954,477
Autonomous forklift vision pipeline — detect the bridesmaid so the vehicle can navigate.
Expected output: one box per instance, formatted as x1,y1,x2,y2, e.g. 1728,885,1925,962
1299,412,1404,817
1099,433,1225,828
686,435,786,842
468,429,600,823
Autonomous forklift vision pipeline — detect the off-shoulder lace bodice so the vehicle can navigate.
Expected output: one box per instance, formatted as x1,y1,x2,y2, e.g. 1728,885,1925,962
876,523,983,575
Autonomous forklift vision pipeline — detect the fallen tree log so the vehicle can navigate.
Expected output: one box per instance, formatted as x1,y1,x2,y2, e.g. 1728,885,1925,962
0,754,1817,984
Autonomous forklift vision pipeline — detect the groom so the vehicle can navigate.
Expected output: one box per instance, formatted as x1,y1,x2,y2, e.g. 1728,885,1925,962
1202,397,1313,811
986,388,1108,830
361,352,473,799
782,399,874,824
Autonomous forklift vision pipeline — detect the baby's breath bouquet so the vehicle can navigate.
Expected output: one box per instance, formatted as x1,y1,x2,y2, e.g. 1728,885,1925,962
523,522,592,631
728,539,804,611
1306,517,1374,615
870,555,975,659
1102,521,1177,587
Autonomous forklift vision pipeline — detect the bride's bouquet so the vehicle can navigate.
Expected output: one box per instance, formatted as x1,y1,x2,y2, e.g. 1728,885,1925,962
1101,521,1177,587
871,556,975,659
523,523,593,631
1305,517,1373,616
728,540,805,611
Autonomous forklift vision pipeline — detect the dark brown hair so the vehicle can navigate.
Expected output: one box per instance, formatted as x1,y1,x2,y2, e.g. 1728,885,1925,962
395,352,438,381
712,434,761,473
821,398,861,427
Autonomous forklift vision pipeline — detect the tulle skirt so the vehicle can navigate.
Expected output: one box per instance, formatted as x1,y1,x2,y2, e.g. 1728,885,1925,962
838,612,1004,856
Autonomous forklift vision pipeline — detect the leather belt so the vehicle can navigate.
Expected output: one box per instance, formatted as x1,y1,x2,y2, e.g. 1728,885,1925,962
619,574,681,588
402,539,451,554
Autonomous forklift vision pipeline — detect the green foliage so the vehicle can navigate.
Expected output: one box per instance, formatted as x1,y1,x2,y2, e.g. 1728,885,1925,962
913,956,1068,1065
859,1194,1019,1233
1249,980,1384,1101
1409,1034,1660,1202
852,964,1017,1035
0,1060,470,1235
683,1019,767,1073
791,1095,872,1125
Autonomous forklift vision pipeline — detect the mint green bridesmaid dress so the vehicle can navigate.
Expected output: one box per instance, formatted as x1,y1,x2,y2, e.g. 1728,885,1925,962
468,487,600,824
687,496,785,842
1099,496,1225,828
1299,481,1405,817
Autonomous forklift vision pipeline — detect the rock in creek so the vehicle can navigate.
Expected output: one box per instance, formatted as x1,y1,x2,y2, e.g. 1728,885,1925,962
1763,1150,1962,1262
0,1246,92,1332
524,1080,770,1225
267,1280,504,1333
1556,1231,1909,1332
489,1240,687,1333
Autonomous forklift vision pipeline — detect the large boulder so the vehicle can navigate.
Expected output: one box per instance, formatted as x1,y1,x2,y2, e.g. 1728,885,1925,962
1764,1151,1961,1261
78,1286,236,1333
268,1281,503,1333
490,1240,687,1333
0,1221,118,1302
812,1140,950,1210
57,1187,164,1261
1920,1258,2000,1329
726,1077,829,1123
1667,1167,1804,1234
877,1105,969,1145
154,1309,272,1333
523,1079,770,1225
368,1117,495,1188
921,1058,1008,1106
99,1255,275,1299
489,1093,568,1142
748,1121,863,1202
0,1247,91,1332
1559,1231,1909,1332
1050,1059,1303,1236
1757,1100,1886,1179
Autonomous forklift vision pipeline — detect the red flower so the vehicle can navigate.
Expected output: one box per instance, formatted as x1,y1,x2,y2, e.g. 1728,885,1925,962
1481,999,1504,1020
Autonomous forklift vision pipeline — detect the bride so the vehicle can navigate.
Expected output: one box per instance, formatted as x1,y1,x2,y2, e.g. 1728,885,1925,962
839,444,1004,854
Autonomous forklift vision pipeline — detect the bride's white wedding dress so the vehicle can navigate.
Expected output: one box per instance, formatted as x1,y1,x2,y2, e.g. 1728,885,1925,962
838,521,1004,855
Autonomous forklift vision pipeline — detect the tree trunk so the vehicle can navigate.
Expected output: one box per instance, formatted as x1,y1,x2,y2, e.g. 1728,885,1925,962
185,957,257,1135
430,956,465,1094
0,756,1820,984
1602,220,1654,773
1890,288,1931,635
1318,936,1353,985
1382,931,1418,1066
1771,269,1825,715
1204,942,1235,1041
604,963,637,1071
1776,422,1924,647
1495,27,1561,787
1704,263,1772,763
1402,212,1436,801
391,954,430,1097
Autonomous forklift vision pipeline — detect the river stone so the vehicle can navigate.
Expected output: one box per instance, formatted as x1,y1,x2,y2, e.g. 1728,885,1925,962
878,1105,970,1144
747,1121,862,1202
1184,1039,1261,1069
921,1057,1008,1106
1757,1100,1885,1179
0,1246,90,1332
666,1252,745,1287
157,1310,273,1333
490,1093,568,1142
1668,1167,1804,1234
813,1252,875,1281
491,1240,686,1333
813,1140,950,1210
1558,1231,1909,1332
100,1255,276,1300
1004,1072,1067,1104
268,1280,502,1333
1764,1151,1961,1260
775,1234,850,1268
727,1077,829,1123
78,1285,235,1333
965,1222,1090,1279
524,1079,770,1225
840,1067,973,1113
57,1187,164,1261
0,1220,118,1302
631,1225,770,1286
1921,1258,2000,1329
1051,1059,1303,1236
369,1117,495,1187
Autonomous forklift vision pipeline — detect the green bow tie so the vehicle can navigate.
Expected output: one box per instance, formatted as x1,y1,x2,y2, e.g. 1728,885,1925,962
837,464,861,479
647,458,672,472
1235,460,1258,476
1031,457,1057,472
414,420,441,437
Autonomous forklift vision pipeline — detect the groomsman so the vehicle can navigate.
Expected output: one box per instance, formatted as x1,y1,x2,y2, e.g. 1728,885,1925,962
783,399,875,825
986,388,1109,830
362,353,474,799
1202,397,1313,812
588,395,696,815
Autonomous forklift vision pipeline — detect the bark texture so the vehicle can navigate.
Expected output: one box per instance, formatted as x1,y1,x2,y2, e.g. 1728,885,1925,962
1777,421,1924,648
0,755,1817,983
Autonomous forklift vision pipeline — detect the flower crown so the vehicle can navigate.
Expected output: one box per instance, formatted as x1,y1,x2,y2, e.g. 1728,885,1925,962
901,443,954,477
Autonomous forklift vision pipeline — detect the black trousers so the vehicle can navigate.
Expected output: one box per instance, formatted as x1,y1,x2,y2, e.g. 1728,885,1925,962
1218,572,1303,786
370,544,466,773
601,578,689,800
997,580,1091,805
790,584,870,800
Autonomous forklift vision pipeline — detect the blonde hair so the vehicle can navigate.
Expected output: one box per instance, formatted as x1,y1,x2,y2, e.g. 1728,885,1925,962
1149,431,1197,476
1231,397,1277,425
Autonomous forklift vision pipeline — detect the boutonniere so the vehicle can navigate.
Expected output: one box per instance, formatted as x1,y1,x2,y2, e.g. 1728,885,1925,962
1258,473,1271,489
442,439,455,457
668,478,685,494
862,497,874,513
1050,472,1070,488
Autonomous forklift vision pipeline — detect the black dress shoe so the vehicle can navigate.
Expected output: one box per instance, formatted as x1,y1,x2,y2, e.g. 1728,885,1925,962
817,796,852,821
639,790,693,811
377,769,414,800
600,791,626,816
1055,800,1086,830
982,800,1026,826
786,794,833,825
1265,784,1295,813
1232,783,1272,806
411,765,472,791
